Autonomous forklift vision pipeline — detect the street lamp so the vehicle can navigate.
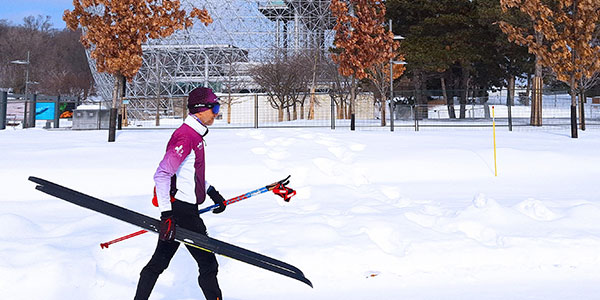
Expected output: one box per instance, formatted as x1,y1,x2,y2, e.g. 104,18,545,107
11,51,32,127
389,20,405,132
10,51,31,97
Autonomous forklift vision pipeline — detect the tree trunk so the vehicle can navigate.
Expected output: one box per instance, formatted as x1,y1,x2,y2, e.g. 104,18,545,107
119,75,125,129
108,73,123,142
380,96,386,126
459,68,470,119
347,101,351,119
570,77,578,138
579,90,586,131
531,75,542,126
526,73,532,103
350,76,356,131
441,77,455,119
292,101,297,121
413,70,425,120
278,106,284,122
531,31,544,126
507,76,515,106
308,53,318,120
308,91,315,120
227,101,232,124
155,53,161,127
182,98,187,119
508,76,515,131
155,97,161,127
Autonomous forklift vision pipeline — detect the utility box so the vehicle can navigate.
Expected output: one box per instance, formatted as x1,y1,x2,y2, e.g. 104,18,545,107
73,106,110,130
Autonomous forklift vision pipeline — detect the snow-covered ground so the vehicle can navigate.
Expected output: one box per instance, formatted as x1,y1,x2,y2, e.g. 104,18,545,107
1,126,599,300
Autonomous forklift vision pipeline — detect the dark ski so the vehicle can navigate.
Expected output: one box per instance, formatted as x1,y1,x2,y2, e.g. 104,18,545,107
28,176,312,287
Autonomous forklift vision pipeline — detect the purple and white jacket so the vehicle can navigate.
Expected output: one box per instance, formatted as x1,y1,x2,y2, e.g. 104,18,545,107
154,115,209,212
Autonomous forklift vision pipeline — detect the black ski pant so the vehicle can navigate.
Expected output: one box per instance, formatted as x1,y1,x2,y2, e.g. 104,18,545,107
134,200,222,300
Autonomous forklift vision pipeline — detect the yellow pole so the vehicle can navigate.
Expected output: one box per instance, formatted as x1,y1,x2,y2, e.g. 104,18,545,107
492,106,497,176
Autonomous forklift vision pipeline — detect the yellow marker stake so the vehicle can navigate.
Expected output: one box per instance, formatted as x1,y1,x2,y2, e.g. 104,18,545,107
492,106,497,176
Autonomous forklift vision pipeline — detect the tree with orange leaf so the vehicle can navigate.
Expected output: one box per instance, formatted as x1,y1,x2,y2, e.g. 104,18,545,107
330,0,400,130
499,0,600,138
64,0,212,142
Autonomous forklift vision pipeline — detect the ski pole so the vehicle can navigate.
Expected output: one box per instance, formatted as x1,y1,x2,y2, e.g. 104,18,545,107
100,176,294,249
198,175,293,214
100,230,147,249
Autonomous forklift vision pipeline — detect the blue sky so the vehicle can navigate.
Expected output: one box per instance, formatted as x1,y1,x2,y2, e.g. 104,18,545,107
0,0,74,28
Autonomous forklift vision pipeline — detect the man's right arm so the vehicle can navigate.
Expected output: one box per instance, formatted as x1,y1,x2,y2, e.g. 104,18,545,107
154,136,191,212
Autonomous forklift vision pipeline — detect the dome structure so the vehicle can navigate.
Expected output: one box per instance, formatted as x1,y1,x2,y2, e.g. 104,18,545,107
87,0,336,120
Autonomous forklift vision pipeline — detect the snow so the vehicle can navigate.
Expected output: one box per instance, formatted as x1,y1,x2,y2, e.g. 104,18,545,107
1,125,600,300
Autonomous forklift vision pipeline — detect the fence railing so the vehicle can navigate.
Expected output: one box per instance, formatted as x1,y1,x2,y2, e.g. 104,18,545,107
3,89,599,131
130,90,597,130
390,89,600,130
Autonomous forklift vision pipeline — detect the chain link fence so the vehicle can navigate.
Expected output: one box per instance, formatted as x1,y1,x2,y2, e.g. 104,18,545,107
3,89,599,131
125,89,600,131
393,89,600,130
125,92,382,129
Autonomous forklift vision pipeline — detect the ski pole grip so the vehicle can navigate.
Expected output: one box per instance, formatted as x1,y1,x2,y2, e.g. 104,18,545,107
198,203,219,214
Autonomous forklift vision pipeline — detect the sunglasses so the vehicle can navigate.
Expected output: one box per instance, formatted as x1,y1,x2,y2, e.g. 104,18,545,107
193,101,220,114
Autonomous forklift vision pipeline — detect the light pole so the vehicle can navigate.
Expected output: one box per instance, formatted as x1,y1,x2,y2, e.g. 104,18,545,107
389,20,405,132
11,51,31,127
10,51,31,97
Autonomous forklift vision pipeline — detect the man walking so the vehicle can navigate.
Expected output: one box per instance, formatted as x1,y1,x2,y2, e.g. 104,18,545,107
134,87,226,300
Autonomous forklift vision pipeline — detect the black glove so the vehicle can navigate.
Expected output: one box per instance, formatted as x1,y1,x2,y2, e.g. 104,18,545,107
207,186,226,214
159,210,176,241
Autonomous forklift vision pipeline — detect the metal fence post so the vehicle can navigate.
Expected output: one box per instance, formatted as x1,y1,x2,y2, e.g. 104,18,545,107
22,94,28,128
54,95,61,128
507,95,513,131
29,93,37,128
413,104,419,131
98,101,102,130
414,90,420,131
254,94,258,129
390,100,395,132
0,91,7,130
331,96,335,130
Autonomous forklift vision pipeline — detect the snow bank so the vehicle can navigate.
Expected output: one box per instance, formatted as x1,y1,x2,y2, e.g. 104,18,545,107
1,127,599,299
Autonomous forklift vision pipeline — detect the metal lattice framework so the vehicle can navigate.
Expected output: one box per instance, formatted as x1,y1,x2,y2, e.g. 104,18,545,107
88,0,335,120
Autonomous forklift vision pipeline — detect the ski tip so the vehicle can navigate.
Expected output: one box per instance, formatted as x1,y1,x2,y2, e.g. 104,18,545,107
301,277,313,288
28,176,42,183
28,176,47,187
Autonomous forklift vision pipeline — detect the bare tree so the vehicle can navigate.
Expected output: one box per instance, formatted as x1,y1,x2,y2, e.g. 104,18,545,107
22,15,52,33
0,16,93,97
364,58,406,126
323,58,352,119
221,54,245,124
250,52,312,122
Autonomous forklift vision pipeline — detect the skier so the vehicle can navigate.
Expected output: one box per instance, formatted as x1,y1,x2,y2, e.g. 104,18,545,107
134,87,226,300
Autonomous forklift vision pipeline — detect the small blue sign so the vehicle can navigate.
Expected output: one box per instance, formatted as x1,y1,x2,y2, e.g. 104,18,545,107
35,102,55,120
